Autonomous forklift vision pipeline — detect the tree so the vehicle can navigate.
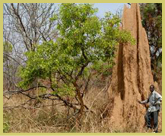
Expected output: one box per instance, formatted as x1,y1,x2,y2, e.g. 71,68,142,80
3,3,57,51
3,41,14,91
140,3,162,81
18,3,134,123
3,3,57,90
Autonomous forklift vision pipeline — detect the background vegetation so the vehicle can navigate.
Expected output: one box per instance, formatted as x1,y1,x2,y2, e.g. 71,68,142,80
3,3,162,133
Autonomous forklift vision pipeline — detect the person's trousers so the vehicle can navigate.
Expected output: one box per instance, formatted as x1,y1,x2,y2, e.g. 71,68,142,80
145,111,159,132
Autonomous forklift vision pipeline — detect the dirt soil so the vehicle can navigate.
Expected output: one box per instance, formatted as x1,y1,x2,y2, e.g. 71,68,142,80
107,3,162,132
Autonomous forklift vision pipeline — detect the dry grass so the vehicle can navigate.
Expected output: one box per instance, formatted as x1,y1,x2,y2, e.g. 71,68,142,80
3,74,162,133
3,75,113,133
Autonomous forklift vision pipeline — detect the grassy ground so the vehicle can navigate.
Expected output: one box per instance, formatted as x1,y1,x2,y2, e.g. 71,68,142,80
3,74,162,133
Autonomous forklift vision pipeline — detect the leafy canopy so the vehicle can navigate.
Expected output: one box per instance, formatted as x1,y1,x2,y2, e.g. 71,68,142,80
18,3,134,96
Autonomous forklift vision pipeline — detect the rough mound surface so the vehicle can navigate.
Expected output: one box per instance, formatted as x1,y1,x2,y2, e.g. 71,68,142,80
107,3,160,131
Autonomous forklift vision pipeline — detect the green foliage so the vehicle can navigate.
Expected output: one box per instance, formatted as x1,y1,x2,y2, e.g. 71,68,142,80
54,83,76,96
3,122,10,133
3,41,13,53
18,41,58,88
140,3,162,79
3,113,10,133
18,3,134,96
3,41,13,62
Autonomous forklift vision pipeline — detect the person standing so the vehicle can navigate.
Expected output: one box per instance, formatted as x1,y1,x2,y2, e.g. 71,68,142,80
138,85,162,133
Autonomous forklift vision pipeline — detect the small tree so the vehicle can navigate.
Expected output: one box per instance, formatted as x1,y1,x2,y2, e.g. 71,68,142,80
18,3,134,122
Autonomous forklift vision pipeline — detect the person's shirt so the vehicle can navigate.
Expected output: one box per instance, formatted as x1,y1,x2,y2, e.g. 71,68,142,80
141,90,162,112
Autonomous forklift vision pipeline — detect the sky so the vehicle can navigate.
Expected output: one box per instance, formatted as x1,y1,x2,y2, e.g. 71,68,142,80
94,3,126,17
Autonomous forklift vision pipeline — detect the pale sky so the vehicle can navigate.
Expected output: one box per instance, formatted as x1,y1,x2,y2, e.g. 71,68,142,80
94,3,126,17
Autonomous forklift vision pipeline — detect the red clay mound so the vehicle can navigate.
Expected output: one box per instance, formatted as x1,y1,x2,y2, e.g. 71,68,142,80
107,3,159,132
